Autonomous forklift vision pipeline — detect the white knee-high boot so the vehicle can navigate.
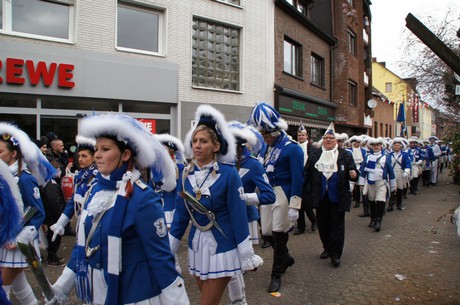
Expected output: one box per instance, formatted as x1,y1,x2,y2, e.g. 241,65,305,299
11,271,37,305
228,273,248,305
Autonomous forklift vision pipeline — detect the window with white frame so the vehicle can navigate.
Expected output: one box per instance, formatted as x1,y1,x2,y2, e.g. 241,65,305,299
385,82,392,92
284,38,302,77
311,53,324,87
117,1,164,55
348,80,357,106
192,17,240,91
347,29,356,56
0,0,75,42
285,0,313,17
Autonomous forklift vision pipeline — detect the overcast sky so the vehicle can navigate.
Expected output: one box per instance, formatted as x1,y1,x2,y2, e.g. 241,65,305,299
370,0,459,78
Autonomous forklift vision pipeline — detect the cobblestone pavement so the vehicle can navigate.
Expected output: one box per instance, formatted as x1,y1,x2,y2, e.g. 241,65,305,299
13,171,460,305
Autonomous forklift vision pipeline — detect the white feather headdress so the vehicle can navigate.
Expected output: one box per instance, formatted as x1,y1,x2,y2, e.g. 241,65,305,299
184,104,236,164
0,122,56,186
78,113,177,191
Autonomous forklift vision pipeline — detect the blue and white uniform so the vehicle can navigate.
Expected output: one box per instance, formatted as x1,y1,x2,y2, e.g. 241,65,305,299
238,147,276,243
0,163,45,268
260,132,303,235
389,150,411,190
170,161,256,280
63,166,186,305
358,151,396,202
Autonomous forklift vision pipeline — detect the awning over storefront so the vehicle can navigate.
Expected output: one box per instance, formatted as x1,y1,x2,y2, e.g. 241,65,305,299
283,115,329,129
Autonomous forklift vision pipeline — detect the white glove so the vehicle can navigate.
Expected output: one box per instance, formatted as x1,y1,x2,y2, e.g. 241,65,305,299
288,208,299,222
50,214,70,242
237,236,263,271
240,192,259,206
46,267,75,305
174,253,182,275
16,226,37,244
402,172,409,178
416,160,423,165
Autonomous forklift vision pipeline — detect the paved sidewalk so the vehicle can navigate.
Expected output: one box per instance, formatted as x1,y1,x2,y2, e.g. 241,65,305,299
14,171,460,305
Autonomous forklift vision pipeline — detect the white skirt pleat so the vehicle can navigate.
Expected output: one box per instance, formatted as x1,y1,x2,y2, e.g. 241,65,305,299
188,230,242,280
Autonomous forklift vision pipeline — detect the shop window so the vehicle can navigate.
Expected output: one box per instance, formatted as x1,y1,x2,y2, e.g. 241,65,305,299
311,53,324,87
348,80,357,106
0,113,36,139
192,17,240,91
117,1,165,55
0,94,36,108
41,97,118,112
0,0,75,42
347,29,356,56
284,37,302,77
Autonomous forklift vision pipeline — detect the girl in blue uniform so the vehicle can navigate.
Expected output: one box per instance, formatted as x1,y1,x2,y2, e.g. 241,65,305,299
50,136,98,242
170,105,263,305
47,113,189,305
227,121,275,305
0,160,23,305
0,122,55,305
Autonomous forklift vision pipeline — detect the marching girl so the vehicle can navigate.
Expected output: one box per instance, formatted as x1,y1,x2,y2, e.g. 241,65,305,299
169,105,263,305
149,134,187,229
227,121,276,305
0,122,56,305
47,113,189,305
0,160,23,305
387,138,411,212
50,136,98,242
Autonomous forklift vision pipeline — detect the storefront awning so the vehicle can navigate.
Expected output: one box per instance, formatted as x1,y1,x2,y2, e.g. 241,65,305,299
283,115,330,129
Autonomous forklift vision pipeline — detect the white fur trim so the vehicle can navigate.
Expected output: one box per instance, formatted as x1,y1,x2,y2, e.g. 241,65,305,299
75,135,96,147
0,160,24,215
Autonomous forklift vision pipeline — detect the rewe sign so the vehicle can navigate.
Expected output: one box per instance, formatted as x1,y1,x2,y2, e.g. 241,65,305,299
0,57,75,88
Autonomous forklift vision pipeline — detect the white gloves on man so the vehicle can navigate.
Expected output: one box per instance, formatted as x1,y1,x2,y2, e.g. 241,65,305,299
50,214,70,242
402,171,409,179
45,267,75,305
239,192,259,206
16,226,37,244
288,208,299,222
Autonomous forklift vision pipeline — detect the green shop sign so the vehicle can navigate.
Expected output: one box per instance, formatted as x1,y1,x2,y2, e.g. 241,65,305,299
278,96,335,121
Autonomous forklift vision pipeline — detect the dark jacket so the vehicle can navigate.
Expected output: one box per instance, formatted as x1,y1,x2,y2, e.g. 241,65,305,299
40,179,66,226
303,147,358,212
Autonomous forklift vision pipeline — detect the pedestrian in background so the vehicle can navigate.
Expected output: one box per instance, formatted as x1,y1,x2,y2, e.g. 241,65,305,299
303,123,358,267
294,124,318,235
170,105,262,305
248,102,303,292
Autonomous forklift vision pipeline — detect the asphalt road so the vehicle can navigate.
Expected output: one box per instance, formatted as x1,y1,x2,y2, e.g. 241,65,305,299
11,170,460,305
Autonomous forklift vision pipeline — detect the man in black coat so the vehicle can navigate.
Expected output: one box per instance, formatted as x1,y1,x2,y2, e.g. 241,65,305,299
303,123,359,267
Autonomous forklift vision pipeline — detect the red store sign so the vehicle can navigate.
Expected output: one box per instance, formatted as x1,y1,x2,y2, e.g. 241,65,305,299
137,119,157,134
0,57,75,88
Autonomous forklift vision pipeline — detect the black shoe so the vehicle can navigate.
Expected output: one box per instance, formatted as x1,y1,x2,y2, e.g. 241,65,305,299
368,219,376,228
386,207,393,212
397,205,402,210
268,277,281,293
282,254,295,274
373,220,381,232
293,228,305,235
261,241,271,249
320,250,330,259
331,257,340,267
358,212,370,217
353,201,360,208
47,256,65,266
311,221,318,232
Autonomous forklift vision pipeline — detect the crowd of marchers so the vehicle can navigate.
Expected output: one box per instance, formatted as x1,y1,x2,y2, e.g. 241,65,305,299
0,103,454,305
